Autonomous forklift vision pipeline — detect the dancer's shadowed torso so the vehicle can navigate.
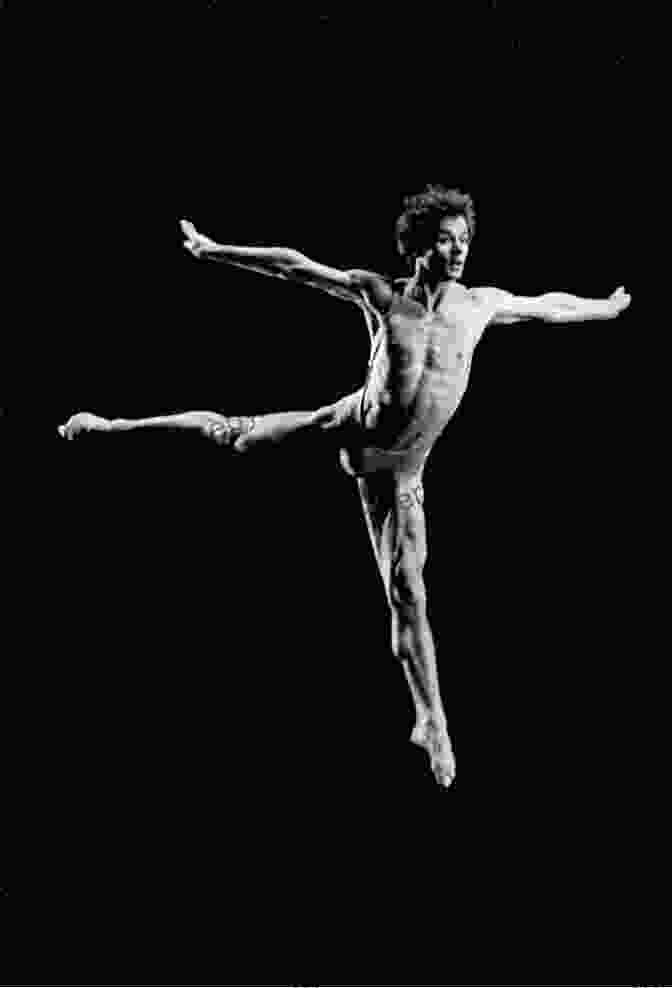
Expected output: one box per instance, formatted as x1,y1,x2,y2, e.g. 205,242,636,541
338,279,492,480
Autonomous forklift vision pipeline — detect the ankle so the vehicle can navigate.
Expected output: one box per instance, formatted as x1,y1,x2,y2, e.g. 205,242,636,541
412,714,446,739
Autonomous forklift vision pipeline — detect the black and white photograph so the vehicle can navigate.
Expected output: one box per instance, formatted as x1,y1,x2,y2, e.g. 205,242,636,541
19,1,663,979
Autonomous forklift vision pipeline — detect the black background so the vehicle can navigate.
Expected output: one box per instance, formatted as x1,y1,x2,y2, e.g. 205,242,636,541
20,3,660,973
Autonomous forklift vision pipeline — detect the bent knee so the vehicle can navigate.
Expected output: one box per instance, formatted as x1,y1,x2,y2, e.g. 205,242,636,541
390,589,427,618
311,406,339,433
317,392,359,433
389,571,427,614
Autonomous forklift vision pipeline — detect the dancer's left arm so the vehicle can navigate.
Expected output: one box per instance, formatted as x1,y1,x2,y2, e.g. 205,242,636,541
477,285,632,324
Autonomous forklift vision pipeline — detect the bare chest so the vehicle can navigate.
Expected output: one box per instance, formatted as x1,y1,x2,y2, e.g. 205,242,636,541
380,292,488,380
357,291,488,452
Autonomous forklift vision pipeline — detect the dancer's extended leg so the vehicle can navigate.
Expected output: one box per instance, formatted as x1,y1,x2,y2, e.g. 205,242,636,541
213,409,328,452
110,410,317,451
58,395,358,448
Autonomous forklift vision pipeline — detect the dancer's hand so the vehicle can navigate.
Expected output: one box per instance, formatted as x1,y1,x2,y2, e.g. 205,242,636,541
180,219,216,259
606,285,632,316
58,412,112,440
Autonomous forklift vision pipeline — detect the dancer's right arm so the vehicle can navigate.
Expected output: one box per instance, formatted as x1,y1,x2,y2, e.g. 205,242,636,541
180,219,392,309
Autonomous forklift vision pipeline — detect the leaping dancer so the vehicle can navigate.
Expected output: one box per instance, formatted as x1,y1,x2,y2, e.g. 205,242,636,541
59,184,631,788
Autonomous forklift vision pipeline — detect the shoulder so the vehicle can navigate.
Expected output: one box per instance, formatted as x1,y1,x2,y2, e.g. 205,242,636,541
467,286,514,339
348,269,395,311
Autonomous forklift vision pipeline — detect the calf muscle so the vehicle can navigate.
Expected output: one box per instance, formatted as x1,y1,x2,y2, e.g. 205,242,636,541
109,411,226,432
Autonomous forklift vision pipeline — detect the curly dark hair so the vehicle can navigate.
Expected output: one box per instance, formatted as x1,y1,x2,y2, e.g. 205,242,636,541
395,184,477,270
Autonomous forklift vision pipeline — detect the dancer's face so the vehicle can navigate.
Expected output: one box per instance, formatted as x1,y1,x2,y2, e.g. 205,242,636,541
430,214,471,281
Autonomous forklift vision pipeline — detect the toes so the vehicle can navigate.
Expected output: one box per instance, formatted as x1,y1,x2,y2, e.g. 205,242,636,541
59,418,80,439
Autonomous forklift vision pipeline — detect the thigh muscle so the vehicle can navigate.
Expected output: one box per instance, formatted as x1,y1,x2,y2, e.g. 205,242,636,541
358,473,427,604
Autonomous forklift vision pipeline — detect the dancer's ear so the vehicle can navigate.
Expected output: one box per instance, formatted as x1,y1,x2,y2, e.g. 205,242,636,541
414,250,432,276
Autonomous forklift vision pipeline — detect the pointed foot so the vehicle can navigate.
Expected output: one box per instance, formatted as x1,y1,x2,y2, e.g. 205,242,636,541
58,412,111,440
432,758,456,789
411,720,456,789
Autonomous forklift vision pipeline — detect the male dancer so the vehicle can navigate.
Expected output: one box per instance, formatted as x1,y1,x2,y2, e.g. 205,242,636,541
59,184,631,788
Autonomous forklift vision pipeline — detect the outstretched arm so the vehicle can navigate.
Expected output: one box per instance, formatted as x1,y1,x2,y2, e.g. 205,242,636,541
180,219,392,311
479,285,632,324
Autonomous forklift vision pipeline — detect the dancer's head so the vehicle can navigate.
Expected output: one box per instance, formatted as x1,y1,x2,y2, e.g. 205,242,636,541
395,184,476,282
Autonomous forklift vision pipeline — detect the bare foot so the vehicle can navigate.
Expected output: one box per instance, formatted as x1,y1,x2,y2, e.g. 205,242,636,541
431,748,456,789
58,412,111,440
411,720,456,789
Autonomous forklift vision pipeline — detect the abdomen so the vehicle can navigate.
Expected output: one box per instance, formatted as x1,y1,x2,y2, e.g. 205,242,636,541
361,336,468,451
361,329,425,433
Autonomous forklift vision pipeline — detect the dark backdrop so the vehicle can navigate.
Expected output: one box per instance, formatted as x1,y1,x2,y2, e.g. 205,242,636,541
27,3,655,962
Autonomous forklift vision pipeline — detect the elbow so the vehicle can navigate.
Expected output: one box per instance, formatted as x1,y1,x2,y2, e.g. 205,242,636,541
547,312,572,324
281,247,305,266
544,303,577,323
279,248,309,277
